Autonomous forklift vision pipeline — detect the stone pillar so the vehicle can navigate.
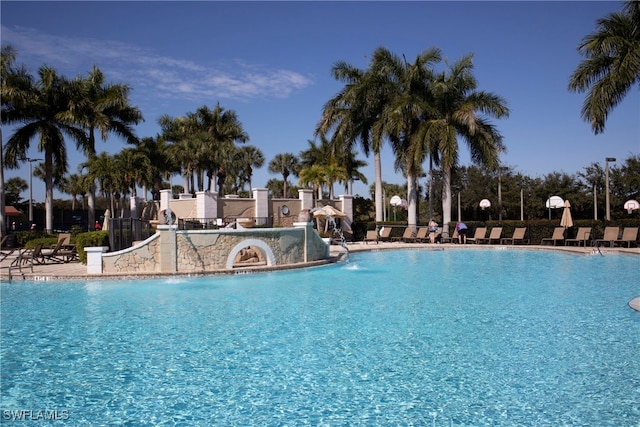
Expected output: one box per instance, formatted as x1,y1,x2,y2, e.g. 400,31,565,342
293,221,311,262
196,191,218,220
299,189,314,210
339,194,354,235
160,189,172,211
157,225,178,273
253,188,269,225
86,246,108,274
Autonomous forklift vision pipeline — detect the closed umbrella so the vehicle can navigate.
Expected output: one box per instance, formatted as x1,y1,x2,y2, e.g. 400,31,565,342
560,200,573,229
102,209,111,231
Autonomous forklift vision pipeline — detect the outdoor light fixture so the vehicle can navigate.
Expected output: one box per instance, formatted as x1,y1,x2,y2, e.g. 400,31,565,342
605,157,616,221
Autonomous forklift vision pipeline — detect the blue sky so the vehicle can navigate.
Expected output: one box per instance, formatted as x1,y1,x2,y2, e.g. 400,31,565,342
2,1,638,201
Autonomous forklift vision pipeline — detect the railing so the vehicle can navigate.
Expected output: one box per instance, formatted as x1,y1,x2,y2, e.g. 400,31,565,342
108,218,154,252
177,217,274,230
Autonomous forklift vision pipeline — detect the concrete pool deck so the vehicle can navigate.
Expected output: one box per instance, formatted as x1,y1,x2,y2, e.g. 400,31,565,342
1,241,638,282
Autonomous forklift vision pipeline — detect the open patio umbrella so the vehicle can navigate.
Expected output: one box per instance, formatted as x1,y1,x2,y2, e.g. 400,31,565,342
312,205,347,219
312,206,347,232
560,200,573,229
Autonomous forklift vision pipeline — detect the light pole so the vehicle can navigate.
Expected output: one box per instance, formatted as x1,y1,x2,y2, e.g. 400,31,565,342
20,157,43,224
605,157,616,221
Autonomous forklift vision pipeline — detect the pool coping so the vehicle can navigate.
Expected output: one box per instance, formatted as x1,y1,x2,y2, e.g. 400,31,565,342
1,242,638,282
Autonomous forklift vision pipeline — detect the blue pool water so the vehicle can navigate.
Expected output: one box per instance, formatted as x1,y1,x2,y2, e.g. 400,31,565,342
1,249,639,425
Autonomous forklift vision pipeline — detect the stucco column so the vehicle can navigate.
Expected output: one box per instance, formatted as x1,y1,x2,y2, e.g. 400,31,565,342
253,188,269,225
157,224,178,273
196,191,218,220
339,194,354,234
160,189,172,211
86,246,108,274
299,189,314,210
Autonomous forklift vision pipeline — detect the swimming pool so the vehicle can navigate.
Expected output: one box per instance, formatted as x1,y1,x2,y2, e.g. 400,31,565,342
1,249,638,425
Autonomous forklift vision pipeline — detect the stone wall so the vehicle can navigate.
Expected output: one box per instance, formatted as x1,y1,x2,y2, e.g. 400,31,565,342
98,223,329,275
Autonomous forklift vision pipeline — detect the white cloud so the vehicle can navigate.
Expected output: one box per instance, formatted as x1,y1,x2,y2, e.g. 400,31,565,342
1,25,314,103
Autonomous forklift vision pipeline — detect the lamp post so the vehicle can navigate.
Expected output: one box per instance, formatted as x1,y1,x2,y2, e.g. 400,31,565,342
605,157,616,221
20,157,43,224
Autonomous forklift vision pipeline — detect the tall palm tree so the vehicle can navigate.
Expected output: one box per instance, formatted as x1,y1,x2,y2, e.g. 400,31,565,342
1,45,32,235
65,66,143,229
236,145,264,194
317,52,393,222
268,152,299,198
568,0,640,134
298,164,328,201
83,152,118,214
372,47,442,227
428,55,509,233
133,136,175,200
60,173,89,211
3,65,88,232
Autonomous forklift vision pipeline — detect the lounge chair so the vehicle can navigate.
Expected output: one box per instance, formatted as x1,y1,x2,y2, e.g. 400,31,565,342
466,227,487,244
42,238,78,263
12,243,45,273
595,226,620,247
478,227,503,244
614,227,638,248
364,230,379,244
441,229,459,244
0,235,17,262
395,227,417,242
411,227,429,243
378,227,393,242
541,227,565,246
565,227,592,246
500,227,529,245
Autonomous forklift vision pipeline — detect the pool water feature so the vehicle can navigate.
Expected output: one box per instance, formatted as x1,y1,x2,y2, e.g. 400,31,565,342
1,250,638,425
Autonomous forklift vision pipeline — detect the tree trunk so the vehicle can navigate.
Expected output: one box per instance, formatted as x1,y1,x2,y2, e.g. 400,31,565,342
45,151,54,233
87,186,96,232
441,167,452,237
407,174,418,227
374,151,383,222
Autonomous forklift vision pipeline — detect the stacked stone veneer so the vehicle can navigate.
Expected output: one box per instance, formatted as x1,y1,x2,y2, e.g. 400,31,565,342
98,223,329,275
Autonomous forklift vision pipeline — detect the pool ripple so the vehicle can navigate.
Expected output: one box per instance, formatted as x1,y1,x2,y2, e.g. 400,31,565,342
1,249,639,425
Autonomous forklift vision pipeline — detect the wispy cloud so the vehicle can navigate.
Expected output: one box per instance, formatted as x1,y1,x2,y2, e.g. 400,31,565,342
1,26,315,104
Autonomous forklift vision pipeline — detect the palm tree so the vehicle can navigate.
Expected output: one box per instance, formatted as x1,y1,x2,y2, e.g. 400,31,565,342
568,0,640,134
133,136,176,200
317,52,393,222
60,173,89,211
1,45,32,235
268,153,299,198
298,164,328,201
236,145,264,194
65,66,143,229
428,55,509,233
371,47,442,227
3,65,88,233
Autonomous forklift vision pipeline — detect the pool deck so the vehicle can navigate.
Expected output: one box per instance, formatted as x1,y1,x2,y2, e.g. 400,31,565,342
1,241,638,282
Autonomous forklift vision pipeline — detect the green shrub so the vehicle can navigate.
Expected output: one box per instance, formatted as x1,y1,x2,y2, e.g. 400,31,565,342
75,231,109,264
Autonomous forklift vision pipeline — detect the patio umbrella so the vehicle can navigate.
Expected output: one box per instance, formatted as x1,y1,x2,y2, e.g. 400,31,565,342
560,200,573,229
312,205,347,218
312,206,347,232
102,209,111,231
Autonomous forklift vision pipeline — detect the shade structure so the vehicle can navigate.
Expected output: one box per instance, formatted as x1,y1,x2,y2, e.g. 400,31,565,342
4,206,22,217
312,206,347,218
102,209,111,231
560,200,573,228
